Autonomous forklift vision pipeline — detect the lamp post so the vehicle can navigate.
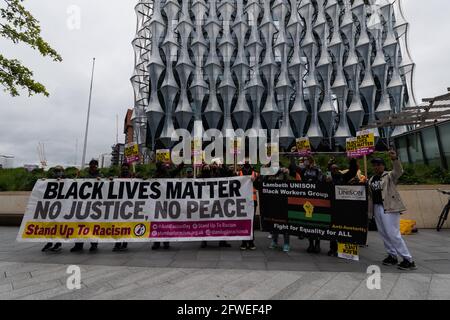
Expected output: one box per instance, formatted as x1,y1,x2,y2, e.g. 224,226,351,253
81,58,96,169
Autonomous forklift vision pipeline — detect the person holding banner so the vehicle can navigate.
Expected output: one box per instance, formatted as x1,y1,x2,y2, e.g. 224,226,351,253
369,151,417,271
112,163,133,252
265,167,292,252
239,162,258,251
299,156,324,254
70,159,102,253
150,161,185,250
199,164,233,249
327,159,366,257
41,166,65,253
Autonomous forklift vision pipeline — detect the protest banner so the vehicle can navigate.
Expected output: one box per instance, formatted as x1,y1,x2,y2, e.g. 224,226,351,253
296,138,312,156
17,177,254,243
124,143,140,164
156,149,171,163
260,182,368,245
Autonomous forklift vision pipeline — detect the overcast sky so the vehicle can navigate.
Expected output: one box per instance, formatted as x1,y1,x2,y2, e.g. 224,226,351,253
0,0,449,167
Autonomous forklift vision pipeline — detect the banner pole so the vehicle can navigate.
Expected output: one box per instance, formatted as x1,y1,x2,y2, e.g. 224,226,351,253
364,155,368,178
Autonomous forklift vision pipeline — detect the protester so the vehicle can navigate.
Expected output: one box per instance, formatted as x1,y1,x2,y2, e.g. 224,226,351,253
200,162,232,249
299,156,324,254
327,159,365,257
41,166,64,253
239,161,258,251
70,159,102,253
150,161,184,250
113,163,133,252
369,150,417,270
264,167,292,252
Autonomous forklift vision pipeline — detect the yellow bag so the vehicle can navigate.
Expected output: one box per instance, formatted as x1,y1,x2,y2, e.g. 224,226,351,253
400,220,416,235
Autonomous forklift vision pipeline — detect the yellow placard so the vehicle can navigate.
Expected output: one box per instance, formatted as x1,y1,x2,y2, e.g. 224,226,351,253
124,143,140,163
338,243,359,261
22,222,151,240
356,130,375,151
296,138,311,155
266,143,279,157
156,149,171,163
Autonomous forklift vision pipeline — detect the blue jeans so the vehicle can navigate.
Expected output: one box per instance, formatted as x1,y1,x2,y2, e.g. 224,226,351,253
272,232,290,245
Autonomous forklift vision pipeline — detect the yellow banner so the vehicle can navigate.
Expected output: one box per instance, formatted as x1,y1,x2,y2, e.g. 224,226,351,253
22,222,151,240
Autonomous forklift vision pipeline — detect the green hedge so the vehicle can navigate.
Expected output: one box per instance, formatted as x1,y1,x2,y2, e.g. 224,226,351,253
1,157,449,192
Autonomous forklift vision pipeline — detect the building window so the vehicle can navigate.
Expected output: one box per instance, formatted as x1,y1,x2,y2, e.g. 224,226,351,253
421,127,441,166
438,121,450,167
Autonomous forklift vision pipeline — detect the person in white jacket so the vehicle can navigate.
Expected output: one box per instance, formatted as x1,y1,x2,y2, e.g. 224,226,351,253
368,150,417,271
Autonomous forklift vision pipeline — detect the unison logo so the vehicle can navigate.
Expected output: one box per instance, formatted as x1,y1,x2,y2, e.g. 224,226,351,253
335,186,367,201
170,126,281,176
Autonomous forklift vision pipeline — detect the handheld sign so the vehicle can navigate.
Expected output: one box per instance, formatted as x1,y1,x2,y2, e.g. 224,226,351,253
296,137,312,156
338,243,360,261
266,143,279,158
346,137,360,159
356,130,375,156
234,137,242,155
156,149,171,163
125,143,140,164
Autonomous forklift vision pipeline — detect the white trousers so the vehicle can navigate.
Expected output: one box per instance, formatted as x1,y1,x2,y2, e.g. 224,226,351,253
374,204,412,261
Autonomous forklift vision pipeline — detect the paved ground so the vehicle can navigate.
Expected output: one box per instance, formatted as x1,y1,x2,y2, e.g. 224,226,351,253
1,226,450,299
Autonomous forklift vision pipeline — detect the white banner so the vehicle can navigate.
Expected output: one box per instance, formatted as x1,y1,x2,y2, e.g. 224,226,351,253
17,177,254,243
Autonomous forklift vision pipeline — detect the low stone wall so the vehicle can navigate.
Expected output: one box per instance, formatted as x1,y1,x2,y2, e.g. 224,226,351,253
398,185,450,229
0,192,31,226
1,186,449,229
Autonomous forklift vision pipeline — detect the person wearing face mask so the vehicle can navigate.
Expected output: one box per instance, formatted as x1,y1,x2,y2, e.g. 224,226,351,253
299,156,324,254
113,163,133,252
369,150,416,271
41,166,65,253
70,159,102,253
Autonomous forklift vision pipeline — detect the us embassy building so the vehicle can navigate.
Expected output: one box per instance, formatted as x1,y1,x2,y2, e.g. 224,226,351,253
129,0,416,155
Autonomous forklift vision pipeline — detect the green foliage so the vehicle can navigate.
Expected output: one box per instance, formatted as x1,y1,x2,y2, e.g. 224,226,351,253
1,156,450,191
0,0,62,96
0,167,44,191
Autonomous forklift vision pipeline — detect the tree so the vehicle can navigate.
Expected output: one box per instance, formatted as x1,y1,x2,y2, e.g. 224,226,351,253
0,0,62,97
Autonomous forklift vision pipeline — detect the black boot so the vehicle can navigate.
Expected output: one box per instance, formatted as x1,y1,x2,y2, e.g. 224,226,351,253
113,243,121,252
42,243,53,252
314,239,321,254
50,243,62,253
219,241,231,248
152,242,161,250
307,239,314,253
70,243,84,253
89,243,98,252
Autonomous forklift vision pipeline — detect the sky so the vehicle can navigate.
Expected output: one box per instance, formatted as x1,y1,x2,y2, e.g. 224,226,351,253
0,0,449,167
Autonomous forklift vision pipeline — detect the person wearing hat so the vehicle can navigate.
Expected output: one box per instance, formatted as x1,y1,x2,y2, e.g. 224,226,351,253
369,150,416,270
